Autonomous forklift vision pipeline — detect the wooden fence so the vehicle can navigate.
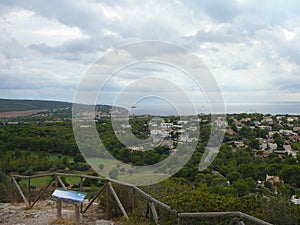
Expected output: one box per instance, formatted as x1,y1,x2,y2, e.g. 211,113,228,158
10,173,272,225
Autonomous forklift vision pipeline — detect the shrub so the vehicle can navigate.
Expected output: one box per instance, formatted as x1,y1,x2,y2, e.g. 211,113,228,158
23,169,33,176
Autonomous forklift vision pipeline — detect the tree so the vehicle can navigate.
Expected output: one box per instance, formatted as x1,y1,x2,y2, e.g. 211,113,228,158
62,157,69,166
74,154,85,163
264,180,273,190
210,176,228,187
239,127,255,139
14,150,22,159
265,196,298,225
232,178,251,196
238,163,258,180
128,169,134,176
144,151,160,165
227,171,241,184
249,139,259,149
98,163,104,171
83,172,98,187
109,167,118,180
280,165,300,186
274,136,285,149
278,183,295,197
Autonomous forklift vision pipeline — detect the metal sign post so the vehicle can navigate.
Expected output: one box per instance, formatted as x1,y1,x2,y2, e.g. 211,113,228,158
51,189,87,224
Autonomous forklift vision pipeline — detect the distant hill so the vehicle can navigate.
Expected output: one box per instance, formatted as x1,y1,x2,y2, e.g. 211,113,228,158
0,99,72,112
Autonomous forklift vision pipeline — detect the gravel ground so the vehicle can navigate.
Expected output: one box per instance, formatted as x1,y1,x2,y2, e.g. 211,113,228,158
0,201,116,225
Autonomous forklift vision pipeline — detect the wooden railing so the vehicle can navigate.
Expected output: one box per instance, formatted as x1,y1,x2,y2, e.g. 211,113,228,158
10,173,272,225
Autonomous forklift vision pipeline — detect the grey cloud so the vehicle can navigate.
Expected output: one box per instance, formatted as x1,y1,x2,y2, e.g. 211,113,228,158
0,31,29,59
277,43,300,65
270,76,300,92
256,27,300,65
0,72,77,90
30,33,124,54
1,0,300,104
231,62,249,71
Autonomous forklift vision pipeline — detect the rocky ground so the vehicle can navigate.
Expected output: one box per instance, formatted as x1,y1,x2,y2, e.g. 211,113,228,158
0,201,117,225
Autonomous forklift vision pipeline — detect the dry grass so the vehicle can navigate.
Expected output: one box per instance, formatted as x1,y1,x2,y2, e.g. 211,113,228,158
23,205,32,210
0,109,49,118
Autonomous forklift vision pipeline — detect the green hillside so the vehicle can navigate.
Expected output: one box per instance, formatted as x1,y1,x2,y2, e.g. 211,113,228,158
0,99,71,112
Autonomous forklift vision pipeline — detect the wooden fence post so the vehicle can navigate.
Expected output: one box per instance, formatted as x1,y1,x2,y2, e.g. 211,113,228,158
11,177,15,205
108,182,129,220
12,176,29,206
31,177,55,208
56,201,62,220
27,178,31,206
149,201,159,225
75,204,80,224
106,183,111,219
79,176,84,213
145,200,150,218
55,175,58,189
56,176,67,190
132,188,136,212
82,183,107,214
80,177,83,192
8,173,271,225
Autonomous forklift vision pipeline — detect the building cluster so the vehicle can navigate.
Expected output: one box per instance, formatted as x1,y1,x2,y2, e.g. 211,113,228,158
226,115,300,158
116,117,201,152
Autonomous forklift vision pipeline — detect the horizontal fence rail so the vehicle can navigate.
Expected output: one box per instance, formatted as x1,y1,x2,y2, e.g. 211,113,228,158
10,173,273,225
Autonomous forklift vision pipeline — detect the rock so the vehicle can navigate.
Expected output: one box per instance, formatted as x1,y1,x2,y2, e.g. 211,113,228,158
0,202,120,224
96,219,115,225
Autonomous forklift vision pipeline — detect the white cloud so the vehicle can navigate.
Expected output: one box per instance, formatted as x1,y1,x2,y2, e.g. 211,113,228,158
0,0,300,110
1,9,88,47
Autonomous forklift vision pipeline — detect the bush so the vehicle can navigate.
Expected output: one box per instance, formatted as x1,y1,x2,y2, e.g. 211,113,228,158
0,174,11,202
264,196,300,225
71,184,79,188
17,166,26,174
83,172,99,187
69,163,91,171
50,167,57,172
57,164,66,170
23,169,33,176
109,167,118,179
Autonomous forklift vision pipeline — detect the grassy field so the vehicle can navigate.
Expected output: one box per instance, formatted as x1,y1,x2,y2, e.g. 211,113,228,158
17,154,170,186
87,157,129,172
28,151,74,162
87,157,170,185
18,172,83,187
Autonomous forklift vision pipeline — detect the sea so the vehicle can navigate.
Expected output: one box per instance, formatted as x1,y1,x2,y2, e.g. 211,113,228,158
128,102,300,116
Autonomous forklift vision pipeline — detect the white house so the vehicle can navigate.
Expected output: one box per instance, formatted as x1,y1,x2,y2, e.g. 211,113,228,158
268,143,278,150
291,195,300,205
161,123,173,129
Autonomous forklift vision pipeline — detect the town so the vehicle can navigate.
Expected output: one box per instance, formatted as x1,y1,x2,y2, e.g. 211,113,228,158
2,108,300,224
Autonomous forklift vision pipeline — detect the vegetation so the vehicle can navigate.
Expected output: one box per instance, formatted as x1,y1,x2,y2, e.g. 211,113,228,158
0,98,71,112
1,101,300,224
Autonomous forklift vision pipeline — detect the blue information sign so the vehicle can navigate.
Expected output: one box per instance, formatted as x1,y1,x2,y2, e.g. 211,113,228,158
52,189,87,204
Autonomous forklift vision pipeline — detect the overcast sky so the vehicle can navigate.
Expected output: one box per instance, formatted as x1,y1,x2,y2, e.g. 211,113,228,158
1,0,300,109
